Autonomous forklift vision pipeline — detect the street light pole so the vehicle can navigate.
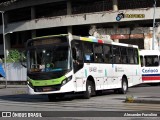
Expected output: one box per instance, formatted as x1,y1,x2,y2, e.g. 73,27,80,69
152,0,156,50
0,11,7,88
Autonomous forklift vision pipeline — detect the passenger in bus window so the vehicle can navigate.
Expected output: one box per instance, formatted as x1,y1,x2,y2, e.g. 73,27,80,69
40,64,45,71
154,58,159,66
154,61,159,66
146,59,152,66
72,47,80,65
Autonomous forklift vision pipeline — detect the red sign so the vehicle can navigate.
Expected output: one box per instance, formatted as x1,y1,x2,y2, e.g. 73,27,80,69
111,34,144,39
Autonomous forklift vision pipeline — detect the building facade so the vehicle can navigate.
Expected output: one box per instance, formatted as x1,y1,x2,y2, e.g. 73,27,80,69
0,0,160,57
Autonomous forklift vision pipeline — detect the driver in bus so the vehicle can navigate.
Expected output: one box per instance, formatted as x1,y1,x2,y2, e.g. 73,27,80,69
40,64,45,71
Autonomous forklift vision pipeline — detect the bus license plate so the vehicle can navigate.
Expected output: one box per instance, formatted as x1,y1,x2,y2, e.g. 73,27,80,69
43,87,52,92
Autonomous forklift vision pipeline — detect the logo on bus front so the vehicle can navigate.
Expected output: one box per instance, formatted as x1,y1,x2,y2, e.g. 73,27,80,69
89,67,97,72
142,68,158,73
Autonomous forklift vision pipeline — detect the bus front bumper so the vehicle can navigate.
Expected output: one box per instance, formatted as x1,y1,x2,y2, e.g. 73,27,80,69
27,81,75,95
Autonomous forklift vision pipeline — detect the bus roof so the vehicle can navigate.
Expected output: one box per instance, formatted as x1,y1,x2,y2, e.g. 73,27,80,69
27,34,139,49
71,35,138,48
139,50,160,55
32,34,68,40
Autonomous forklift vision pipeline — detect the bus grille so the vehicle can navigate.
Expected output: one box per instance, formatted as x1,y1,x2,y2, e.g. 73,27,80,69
34,85,61,92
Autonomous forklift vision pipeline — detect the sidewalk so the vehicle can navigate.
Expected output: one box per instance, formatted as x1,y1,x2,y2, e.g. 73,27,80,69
0,85,27,95
0,84,27,88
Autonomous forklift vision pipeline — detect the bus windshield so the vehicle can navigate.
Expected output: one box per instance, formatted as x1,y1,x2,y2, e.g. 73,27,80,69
28,45,71,73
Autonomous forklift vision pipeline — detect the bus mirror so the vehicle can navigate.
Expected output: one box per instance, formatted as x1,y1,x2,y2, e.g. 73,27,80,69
20,51,27,68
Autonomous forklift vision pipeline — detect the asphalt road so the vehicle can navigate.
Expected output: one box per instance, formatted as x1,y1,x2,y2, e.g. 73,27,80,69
0,84,159,120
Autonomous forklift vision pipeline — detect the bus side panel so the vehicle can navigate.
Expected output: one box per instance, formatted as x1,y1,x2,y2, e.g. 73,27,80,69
105,64,122,89
140,50,160,84
141,66,160,83
83,63,104,90
130,64,142,87
74,68,86,92
102,64,114,89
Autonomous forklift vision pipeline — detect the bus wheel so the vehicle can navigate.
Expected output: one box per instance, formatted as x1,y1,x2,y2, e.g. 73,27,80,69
48,94,57,102
148,83,159,86
56,94,65,99
119,78,128,94
83,81,94,99
96,90,103,96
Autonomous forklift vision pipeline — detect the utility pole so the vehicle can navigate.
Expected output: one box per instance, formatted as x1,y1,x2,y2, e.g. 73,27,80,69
0,11,7,88
152,0,156,50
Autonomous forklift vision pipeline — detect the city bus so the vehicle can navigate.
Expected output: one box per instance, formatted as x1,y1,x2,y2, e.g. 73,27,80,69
140,50,160,85
23,34,142,101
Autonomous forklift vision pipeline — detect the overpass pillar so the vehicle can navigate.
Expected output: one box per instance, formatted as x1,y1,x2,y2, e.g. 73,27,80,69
67,0,72,34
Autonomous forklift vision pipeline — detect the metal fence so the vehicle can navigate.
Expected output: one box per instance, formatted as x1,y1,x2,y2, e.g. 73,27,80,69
0,63,27,81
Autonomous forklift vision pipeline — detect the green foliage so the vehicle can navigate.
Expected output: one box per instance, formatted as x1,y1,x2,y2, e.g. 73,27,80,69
6,49,21,63
125,95,135,103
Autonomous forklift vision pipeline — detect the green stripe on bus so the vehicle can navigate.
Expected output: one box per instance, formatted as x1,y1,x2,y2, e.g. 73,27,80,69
105,69,107,76
85,69,87,77
28,76,66,86
138,49,141,65
136,69,137,75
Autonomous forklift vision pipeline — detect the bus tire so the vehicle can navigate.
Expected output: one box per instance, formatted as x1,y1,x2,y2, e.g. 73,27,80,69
56,93,65,99
48,94,57,102
148,83,159,86
48,94,65,101
83,81,93,99
119,77,128,94
96,90,103,96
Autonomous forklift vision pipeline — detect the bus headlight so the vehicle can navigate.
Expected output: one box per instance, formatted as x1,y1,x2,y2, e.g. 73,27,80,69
62,76,72,86
27,79,33,88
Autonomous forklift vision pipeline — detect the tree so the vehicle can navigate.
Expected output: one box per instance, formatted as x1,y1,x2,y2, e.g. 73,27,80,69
6,49,21,63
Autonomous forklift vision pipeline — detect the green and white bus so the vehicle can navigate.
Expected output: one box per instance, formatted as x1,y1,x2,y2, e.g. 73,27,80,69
24,34,142,101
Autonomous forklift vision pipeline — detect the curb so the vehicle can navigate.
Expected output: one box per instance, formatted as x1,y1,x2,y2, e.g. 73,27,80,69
0,85,27,89
131,99,160,104
124,97,160,104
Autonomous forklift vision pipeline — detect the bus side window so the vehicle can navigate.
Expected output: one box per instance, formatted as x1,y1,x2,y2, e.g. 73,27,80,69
83,42,94,62
94,43,103,63
154,57,159,66
113,46,121,64
159,56,160,66
154,61,159,66
140,56,144,67
103,45,112,63
145,55,159,67
133,49,139,64
71,41,83,62
144,56,153,66
71,40,84,73
127,48,134,64
120,47,127,64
